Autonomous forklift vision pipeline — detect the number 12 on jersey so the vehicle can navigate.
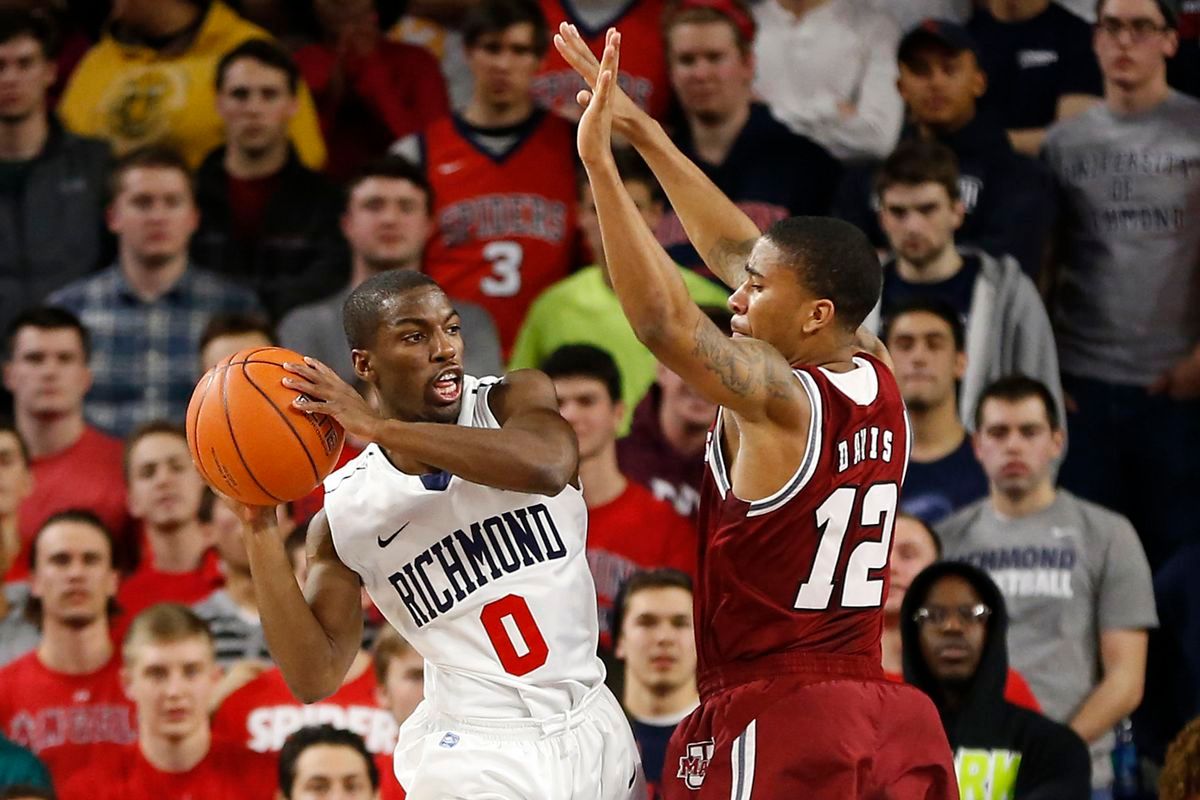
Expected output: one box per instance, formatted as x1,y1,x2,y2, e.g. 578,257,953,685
794,483,898,611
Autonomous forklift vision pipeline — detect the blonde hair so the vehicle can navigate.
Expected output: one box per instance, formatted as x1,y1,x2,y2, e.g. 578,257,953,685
122,603,214,666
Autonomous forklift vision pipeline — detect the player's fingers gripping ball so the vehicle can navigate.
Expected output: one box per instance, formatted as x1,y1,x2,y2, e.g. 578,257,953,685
186,346,346,506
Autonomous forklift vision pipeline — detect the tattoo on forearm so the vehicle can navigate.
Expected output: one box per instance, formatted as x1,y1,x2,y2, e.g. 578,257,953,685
706,237,758,285
691,320,792,401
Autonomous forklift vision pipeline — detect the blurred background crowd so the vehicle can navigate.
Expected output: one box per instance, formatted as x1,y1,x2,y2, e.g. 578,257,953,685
0,0,1197,797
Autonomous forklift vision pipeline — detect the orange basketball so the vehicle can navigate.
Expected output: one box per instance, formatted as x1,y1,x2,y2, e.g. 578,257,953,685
186,346,345,506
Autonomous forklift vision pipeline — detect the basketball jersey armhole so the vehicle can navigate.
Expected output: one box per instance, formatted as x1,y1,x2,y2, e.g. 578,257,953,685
744,370,823,517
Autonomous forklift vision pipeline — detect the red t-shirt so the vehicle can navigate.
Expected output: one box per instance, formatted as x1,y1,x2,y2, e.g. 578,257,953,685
0,651,137,798
588,479,697,648
884,667,1043,712
114,548,224,638
377,752,407,800
99,740,276,800
11,426,131,581
212,663,397,761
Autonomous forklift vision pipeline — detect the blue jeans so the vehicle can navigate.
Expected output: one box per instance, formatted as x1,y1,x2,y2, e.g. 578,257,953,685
1091,789,1113,800
1059,373,1200,569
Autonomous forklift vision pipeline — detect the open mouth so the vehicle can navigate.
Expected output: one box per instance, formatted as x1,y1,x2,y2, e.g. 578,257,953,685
431,368,463,404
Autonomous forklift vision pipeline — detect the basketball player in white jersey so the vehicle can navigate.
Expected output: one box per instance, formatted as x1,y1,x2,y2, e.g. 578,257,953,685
230,269,643,799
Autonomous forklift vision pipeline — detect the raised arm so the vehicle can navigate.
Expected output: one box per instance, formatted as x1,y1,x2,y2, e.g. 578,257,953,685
575,33,802,424
239,507,363,703
284,360,578,496
554,23,760,288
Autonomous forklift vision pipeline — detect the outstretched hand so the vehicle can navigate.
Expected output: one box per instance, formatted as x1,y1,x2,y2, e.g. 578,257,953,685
554,24,644,140
575,29,621,167
282,356,382,441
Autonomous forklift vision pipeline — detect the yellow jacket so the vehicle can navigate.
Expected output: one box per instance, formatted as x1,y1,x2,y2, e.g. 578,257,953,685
59,2,325,170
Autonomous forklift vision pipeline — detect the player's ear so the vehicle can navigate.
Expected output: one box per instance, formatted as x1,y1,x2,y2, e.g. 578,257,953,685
351,349,373,381
801,298,836,335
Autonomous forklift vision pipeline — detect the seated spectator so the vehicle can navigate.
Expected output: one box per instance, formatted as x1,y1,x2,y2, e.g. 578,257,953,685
213,648,396,768
616,356,720,521
901,562,1092,797
835,19,1055,277
102,604,275,799
533,0,672,120
392,0,578,356
48,147,261,436
542,345,696,649
0,9,109,340
370,628,423,800
752,0,904,161
968,0,1102,155
4,308,131,580
116,423,222,625
655,0,840,272
611,569,698,797
1042,0,1200,570
870,140,1063,426
193,40,347,319
881,514,1041,711
198,311,275,372
509,149,728,430
884,299,987,523
0,512,136,798
58,0,326,169
0,733,50,794
938,376,1158,793
0,422,37,667
279,156,502,383
294,0,450,181
278,725,380,800
1159,715,1200,800
192,497,294,668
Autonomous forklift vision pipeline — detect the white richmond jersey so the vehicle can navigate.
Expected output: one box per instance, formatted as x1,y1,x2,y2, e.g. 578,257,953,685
322,375,605,721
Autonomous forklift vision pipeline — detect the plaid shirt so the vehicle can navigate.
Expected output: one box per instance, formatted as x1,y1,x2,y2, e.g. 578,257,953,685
48,264,261,436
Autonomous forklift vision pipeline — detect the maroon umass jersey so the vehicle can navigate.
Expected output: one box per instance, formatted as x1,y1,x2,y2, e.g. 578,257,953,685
696,352,909,670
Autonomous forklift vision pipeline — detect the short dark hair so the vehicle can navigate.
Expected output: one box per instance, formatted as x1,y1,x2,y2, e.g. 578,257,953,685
108,146,193,204
0,416,30,466
199,312,276,356
4,306,91,362
26,510,120,627
610,568,693,650
344,155,433,214
123,420,188,480
278,725,379,799
897,512,943,559
1096,0,1179,28
882,296,965,352
541,344,623,404
578,146,664,204
215,38,300,93
0,785,56,800
875,139,961,203
462,0,549,56
762,216,882,332
974,375,1060,432
0,8,59,59
343,270,443,351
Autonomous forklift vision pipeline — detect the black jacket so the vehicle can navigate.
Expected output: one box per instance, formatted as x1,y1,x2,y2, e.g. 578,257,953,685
902,562,1091,800
834,112,1056,279
191,146,348,319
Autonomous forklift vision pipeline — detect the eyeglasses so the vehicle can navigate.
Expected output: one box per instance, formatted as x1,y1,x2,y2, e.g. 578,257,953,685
912,603,991,627
1095,17,1170,42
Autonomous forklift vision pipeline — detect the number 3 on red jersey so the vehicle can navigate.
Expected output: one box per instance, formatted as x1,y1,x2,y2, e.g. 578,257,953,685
794,483,898,611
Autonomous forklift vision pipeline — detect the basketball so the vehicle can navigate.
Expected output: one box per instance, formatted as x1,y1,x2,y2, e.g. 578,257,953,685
186,346,346,506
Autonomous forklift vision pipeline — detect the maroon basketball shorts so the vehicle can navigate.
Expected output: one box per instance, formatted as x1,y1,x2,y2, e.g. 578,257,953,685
662,652,958,799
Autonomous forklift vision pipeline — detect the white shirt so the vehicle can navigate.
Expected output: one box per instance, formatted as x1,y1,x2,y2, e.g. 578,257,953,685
862,0,972,32
753,0,904,161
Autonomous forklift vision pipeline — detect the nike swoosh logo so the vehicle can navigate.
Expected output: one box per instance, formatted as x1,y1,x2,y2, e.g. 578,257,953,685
378,522,410,548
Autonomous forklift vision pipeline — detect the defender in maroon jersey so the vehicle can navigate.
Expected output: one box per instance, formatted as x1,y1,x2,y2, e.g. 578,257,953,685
560,27,957,798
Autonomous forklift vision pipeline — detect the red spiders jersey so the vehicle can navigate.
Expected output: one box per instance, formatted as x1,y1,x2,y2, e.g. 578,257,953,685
533,0,672,120
696,353,910,671
421,112,577,354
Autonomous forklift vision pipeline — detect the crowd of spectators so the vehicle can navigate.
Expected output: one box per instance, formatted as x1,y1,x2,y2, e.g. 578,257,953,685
0,0,1198,797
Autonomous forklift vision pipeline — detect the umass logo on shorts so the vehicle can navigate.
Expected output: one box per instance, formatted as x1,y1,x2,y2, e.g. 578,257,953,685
677,738,714,790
